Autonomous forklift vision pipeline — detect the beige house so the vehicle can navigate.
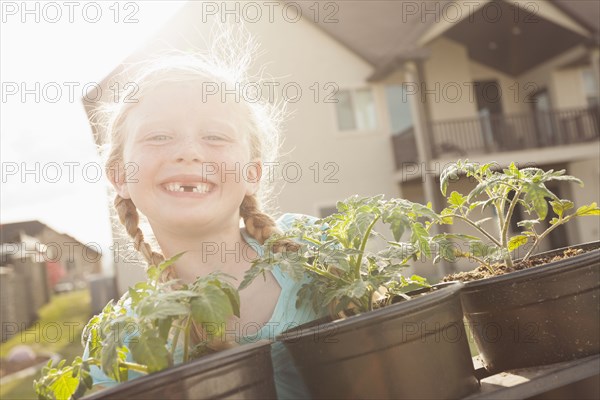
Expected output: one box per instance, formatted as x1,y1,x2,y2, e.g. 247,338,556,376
0,221,103,340
84,0,600,291
0,220,102,285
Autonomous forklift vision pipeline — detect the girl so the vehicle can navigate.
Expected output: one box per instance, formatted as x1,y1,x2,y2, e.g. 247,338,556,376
85,36,325,398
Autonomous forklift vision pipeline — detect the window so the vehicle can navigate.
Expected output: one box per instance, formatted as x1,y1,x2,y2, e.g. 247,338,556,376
582,69,599,107
385,85,414,134
334,88,377,131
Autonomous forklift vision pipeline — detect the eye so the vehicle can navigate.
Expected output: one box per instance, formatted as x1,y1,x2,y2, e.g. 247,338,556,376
147,132,171,141
203,133,228,142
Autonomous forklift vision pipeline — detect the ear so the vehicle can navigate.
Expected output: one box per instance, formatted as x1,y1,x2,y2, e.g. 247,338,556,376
107,162,131,199
244,160,262,196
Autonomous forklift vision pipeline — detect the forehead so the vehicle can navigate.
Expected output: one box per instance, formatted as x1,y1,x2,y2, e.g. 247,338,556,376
126,81,252,134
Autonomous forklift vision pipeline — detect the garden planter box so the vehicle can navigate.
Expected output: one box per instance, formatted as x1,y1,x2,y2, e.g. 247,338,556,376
277,283,479,399
83,340,276,400
460,241,600,374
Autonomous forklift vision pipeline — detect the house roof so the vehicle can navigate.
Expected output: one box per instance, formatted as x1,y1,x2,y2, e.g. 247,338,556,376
0,220,46,244
553,0,600,34
82,0,599,130
0,220,101,255
289,0,599,74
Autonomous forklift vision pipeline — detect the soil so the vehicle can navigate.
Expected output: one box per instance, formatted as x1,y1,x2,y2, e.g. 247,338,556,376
0,356,50,378
442,245,598,283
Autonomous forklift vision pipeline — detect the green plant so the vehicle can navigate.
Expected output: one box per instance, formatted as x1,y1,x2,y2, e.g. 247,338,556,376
34,254,240,400
435,160,600,271
240,195,437,316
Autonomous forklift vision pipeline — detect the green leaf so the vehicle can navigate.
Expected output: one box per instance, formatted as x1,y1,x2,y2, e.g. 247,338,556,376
503,162,521,178
129,332,170,373
410,222,431,258
146,265,159,281
239,260,270,290
470,241,498,258
347,280,369,299
384,210,410,242
575,202,600,216
448,191,466,207
440,163,460,196
435,238,457,263
508,235,528,251
100,340,119,380
550,199,574,218
157,317,173,341
48,369,80,400
467,176,499,202
543,170,583,186
524,183,553,220
276,253,307,282
158,252,185,272
517,219,539,229
139,300,189,320
190,285,233,329
218,285,241,318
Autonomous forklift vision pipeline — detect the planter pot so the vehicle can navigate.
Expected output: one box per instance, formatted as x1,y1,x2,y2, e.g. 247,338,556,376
461,241,600,373
277,282,479,399
84,340,276,400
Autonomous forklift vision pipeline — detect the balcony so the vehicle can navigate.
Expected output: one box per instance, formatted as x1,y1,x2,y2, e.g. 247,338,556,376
431,107,599,158
392,107,599,167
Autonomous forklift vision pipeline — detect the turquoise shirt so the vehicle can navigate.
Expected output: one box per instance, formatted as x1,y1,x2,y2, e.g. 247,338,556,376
84,213,325,398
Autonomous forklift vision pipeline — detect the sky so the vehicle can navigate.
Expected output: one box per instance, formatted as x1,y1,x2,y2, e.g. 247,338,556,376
1,1,188,273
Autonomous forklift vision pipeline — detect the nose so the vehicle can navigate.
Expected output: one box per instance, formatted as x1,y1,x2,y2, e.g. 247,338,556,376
174,134,205,163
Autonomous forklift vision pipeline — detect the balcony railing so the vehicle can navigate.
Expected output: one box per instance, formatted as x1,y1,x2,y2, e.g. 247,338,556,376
430,107,599,158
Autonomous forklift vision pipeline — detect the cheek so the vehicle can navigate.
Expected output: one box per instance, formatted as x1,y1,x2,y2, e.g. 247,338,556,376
215,148,253,180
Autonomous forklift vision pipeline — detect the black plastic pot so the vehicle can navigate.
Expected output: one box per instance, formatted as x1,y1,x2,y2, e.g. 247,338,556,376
460,241,600,373
83,340,276,400
277,282,479,399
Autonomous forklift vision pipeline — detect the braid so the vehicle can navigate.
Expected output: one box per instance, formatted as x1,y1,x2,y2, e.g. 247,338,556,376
240,195,299,252
114,195,166,268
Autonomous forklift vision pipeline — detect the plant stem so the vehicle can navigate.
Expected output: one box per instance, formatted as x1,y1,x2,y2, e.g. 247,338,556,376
120,361,149,374
500,188,523,269
182,317,192,362
300,235,322,247
303,263,349,283
522,215,571,261
453,215,502,247
171,322,182,356
355,216,380,279
468,255,495,274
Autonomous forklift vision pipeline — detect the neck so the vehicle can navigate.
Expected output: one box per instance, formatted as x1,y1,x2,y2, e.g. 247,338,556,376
151,218,258,284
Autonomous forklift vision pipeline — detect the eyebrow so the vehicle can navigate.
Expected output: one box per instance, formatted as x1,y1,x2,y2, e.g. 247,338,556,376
132,118,241,136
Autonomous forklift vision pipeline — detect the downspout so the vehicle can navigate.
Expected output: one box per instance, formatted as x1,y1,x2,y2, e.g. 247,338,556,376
590,47,600,97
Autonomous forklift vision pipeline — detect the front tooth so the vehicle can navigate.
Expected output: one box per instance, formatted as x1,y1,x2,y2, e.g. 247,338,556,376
165,182,211,193
194,184,208,193
166,183,181,192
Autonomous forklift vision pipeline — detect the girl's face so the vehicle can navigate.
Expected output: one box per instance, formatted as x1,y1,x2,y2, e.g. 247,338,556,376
113,81,261,234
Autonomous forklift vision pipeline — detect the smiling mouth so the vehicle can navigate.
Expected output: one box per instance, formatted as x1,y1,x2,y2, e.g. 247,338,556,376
163,182,213,193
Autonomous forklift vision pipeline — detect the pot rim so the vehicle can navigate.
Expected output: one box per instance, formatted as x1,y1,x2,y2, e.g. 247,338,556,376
462,240,600,290
277,281,464,342
83,340,273,399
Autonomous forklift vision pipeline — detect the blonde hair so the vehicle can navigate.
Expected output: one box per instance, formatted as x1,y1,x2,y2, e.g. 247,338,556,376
99,29,299,280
